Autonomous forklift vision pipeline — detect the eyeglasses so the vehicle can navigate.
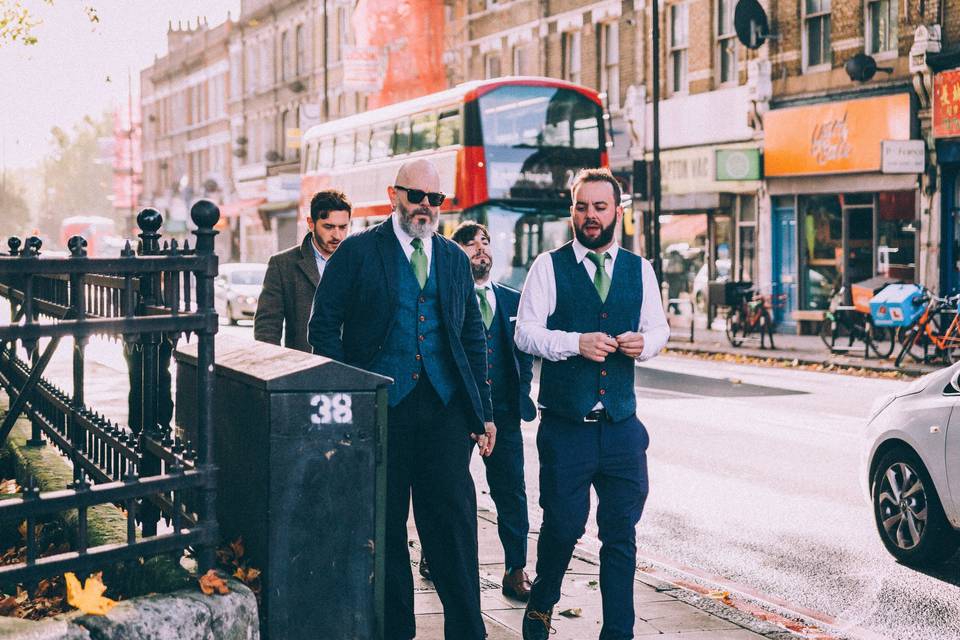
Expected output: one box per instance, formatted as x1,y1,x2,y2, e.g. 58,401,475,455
395,185,446,207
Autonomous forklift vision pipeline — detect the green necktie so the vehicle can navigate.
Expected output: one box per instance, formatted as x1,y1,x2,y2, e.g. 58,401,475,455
410,238,428,289
476,287,494,329
586,251,611,302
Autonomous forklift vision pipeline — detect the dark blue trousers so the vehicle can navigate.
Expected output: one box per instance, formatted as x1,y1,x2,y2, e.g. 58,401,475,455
482,416,529,572
529,412,649,640
384,381,485,640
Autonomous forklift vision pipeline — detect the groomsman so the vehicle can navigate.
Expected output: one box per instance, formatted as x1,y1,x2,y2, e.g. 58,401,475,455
515,168,670,640
452,221,537,601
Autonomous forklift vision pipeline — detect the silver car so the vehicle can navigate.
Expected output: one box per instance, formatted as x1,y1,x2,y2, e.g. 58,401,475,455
214,263,267,325
862,364,960,565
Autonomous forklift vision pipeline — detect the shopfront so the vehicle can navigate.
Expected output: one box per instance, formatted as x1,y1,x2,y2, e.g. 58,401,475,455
934,69,960,294
764,93,920,332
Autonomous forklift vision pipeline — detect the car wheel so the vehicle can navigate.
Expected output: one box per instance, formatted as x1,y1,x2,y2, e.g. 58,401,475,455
872,447,960,565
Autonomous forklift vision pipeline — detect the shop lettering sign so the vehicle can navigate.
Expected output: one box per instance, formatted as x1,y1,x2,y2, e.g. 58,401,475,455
881,140,925,173
933,69,960,138
810,111,852,165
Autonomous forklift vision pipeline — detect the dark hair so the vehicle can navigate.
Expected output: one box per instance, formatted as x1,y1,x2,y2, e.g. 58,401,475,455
570,168,621,205
310,189,352,222
451,221,490,246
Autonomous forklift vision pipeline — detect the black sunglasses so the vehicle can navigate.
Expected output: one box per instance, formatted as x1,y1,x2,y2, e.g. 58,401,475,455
395,185,446,207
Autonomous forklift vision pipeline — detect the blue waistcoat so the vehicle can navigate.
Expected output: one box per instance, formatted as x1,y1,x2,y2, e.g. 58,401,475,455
538,243,644,422
369,242,459,407
485,306,519,420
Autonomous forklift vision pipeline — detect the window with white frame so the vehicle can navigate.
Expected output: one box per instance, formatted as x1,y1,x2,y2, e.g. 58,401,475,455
295,25,305,76
866,0,897,54
512,44,528,76
484,52,502,79
669,4,688,94
281,30,291,81
804,0,831,68
562,30,581,84
717,0,737,84
599,22,620,110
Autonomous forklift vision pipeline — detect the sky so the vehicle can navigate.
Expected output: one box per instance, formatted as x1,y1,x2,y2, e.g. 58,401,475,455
0,0,241,170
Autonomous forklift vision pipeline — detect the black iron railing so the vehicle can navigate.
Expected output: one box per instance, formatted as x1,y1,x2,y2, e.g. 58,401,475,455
0,201,220,584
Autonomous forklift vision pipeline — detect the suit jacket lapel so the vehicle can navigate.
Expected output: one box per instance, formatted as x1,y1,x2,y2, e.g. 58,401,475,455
296,234,321,288
375,221,399,306
492,284,521,372
433,235,451,314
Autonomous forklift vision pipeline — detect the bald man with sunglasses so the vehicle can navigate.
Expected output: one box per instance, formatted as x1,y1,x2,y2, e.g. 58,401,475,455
308,159,495,640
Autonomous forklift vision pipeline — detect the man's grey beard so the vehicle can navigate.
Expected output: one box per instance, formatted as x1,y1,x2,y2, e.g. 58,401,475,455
397,205,438,239
471,260,491,281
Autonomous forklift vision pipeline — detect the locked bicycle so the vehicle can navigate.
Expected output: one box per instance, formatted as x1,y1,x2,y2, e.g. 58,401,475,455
894,290,960,367
725,285,782,349
819,286,896,359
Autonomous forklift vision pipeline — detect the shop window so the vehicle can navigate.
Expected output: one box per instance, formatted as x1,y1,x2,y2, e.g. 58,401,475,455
737,194,757,282
877,191,916,280
799,194,841,310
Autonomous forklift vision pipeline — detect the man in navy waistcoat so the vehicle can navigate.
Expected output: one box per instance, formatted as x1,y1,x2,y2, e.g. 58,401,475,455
308,159,496,640
515,168,670,640
451,220,537,601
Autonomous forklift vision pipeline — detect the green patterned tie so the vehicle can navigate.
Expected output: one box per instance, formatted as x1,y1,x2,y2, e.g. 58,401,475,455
586,251,611,302
410,238,428,289
476,287,494,329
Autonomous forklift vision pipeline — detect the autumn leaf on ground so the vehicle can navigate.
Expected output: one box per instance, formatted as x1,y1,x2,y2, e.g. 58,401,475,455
233,566,261,584
199,570,229,596
0,479,20,495
708,590,733,605
559,607,582,618
65,572,116,615
0,595,17,615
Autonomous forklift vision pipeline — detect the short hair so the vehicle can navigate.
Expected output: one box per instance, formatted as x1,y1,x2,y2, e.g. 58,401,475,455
310,189,352,222
451,220,490,246
570,168,621,206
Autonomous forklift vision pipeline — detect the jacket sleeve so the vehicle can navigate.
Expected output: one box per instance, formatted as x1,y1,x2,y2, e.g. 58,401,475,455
307,238,353,361
253,255,284,346
459,255,493,424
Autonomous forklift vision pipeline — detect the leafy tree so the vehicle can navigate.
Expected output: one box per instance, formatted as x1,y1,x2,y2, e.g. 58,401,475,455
0,174,31,238
36,111,112,240
0,1,98,47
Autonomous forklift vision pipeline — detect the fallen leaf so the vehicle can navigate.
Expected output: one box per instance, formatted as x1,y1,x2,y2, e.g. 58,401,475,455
708,590,733,605
587,579,598,588
0,595,17,615
0,479,20,494
559,607,582,618
233,566,261,583
199,570,229,596
65,572,116,615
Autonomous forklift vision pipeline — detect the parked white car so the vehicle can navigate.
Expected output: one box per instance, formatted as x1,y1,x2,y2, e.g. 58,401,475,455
214,263,267,325
862,364,960,564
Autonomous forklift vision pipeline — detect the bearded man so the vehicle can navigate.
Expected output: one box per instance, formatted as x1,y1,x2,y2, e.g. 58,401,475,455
515,168,670,640
307,159,495,640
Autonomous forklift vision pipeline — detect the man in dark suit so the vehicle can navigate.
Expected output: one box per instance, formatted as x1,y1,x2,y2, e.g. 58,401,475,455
254,190,351,352
308,159,496,640
451,221,536,601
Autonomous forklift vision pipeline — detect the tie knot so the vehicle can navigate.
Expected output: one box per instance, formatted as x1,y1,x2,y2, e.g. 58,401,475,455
411,238,423,251
587,251,609,268
476,287,486,296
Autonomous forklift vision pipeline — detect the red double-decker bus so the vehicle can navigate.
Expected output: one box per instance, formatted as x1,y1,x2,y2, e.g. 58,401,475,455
300,77,608,288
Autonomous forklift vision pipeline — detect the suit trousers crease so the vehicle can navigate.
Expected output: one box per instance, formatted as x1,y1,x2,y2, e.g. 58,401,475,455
530,413,650,640
384,379,485,640
482,415,529,572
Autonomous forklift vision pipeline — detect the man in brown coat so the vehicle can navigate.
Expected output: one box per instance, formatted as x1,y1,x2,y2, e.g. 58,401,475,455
254,189,352,351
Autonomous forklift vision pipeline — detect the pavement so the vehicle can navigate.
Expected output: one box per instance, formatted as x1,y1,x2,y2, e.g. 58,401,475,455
664,317,941,377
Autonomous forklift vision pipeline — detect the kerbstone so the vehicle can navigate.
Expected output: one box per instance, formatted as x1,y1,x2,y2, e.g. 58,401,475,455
0,617,91,639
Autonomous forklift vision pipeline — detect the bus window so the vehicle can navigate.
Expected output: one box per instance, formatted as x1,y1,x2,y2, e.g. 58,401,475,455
371,124,392,160
573,117,600,149
318,138,334,168
437,109,461,147
335,133,355,166
411,113,438,152
392,119,411,155
476,86,603,150
355,128,371,163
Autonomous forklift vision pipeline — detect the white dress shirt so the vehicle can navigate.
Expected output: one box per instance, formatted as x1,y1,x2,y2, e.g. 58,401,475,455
515,239,670,362
309,237,330,280
475,277,497,316
391,213,433,271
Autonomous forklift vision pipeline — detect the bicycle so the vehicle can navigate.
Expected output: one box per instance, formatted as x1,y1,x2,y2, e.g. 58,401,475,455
894,290,960,367
725,286,778,349
819,286,896,359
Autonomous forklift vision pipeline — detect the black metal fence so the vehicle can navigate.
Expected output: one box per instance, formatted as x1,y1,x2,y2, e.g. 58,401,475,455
0,202,220,584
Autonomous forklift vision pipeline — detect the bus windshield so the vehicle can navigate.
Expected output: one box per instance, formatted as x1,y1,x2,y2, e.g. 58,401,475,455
477,86,603,150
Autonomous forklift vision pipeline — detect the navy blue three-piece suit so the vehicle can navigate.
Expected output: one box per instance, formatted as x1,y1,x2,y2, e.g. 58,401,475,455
308,220,492,640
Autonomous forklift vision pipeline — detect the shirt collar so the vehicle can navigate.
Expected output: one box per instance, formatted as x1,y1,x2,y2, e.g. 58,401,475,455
572,238,619,264
310,235,328,262
475,276,492,290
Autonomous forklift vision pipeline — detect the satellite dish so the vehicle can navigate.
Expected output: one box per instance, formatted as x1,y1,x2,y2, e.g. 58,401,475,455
734,0,769,49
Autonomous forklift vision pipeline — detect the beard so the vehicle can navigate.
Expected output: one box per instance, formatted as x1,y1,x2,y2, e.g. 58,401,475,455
312,230,339,256
470,257,492,281
396,200,438,239
574,216,618,249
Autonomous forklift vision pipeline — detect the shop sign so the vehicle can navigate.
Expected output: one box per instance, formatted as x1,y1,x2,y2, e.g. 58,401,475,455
881,140,925,173
342,46,384,93
716,149,761,181
933,69,960,138
765,94,911,176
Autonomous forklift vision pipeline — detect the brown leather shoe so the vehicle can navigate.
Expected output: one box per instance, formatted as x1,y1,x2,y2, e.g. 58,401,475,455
418,557,431,581
502,568,532,601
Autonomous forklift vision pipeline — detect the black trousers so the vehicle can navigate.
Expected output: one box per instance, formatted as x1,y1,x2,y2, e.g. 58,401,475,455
385,379,485,640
